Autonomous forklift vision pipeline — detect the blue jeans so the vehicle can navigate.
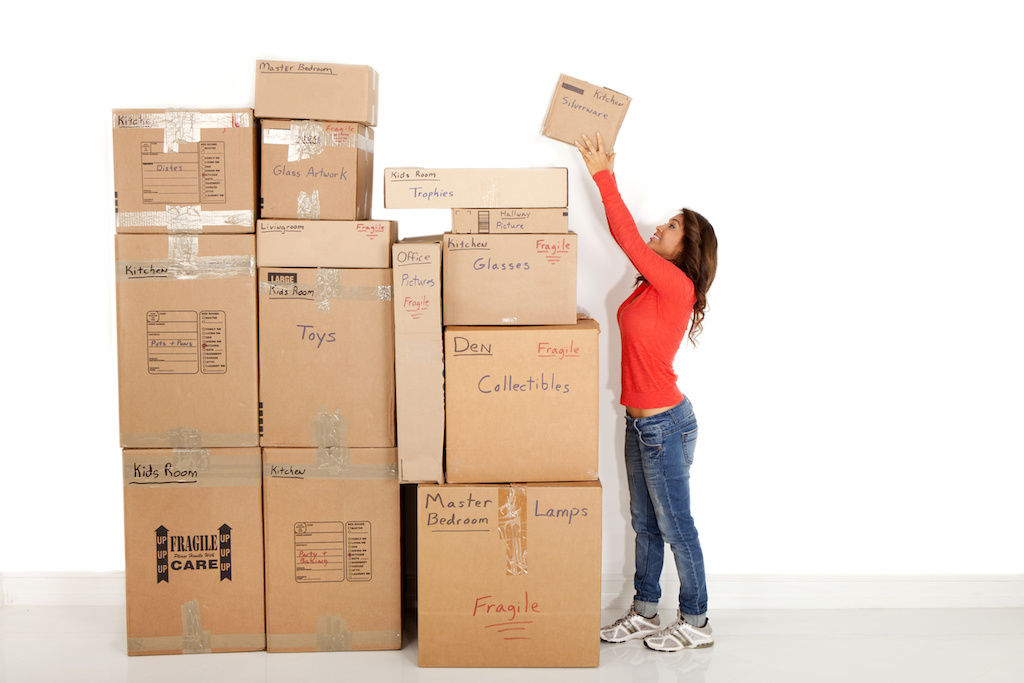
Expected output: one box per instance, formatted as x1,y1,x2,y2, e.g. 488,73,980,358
624,397,708,619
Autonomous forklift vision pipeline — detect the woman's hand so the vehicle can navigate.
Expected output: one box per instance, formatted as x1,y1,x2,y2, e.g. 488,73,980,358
575,132,615,177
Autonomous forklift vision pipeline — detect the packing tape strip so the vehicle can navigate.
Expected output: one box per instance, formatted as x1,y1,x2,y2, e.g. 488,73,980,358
181,599,211,653
113,110,252,153
297,190,320,219
124,452,261,487
116,207,254,232
119,431,259,448
266,623,400,652
314,268,392,312
498,485,528,576
115,236,255,282
311,407,348,448
257,273,391,311
262,121,373,162
127,632,265,655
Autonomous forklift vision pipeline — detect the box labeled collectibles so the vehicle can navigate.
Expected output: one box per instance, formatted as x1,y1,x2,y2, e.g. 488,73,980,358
542,74,631,151
383,168,567,209
443,233,577,326
258,267,395,448
115,234,258,448
257,220,396,268
260,119,373,220
112,109,257,234
123,447,265,655
255,61,379,126
451,208,569,234
444,319,599,483
392,237,443,483
417,482,602,667
263,447,401,652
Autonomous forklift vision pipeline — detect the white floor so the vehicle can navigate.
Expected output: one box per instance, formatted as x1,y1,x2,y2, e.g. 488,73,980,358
1,606,1022,682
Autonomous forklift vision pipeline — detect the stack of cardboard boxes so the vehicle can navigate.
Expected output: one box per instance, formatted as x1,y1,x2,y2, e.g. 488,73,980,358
113,109,265,654
385,169,603,668
113,64,615,667
254,61,401,653
113,61,403,657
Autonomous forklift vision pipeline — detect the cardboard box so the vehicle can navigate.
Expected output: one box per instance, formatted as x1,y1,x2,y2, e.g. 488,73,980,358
255,61,379,126
444,319,600,483
112,109,257,234
260,119,373,220
123,447,265,655
417,481,602,667
257,220,396,268
115,234,258,448
392,237,444,483
258,267,395,448
383,168,567,209
542,74,631,151
443,233,577,326
262,447,401,652
451,208,569,234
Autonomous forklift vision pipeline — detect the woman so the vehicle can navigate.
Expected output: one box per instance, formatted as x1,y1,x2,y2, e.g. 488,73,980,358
575,133,718,652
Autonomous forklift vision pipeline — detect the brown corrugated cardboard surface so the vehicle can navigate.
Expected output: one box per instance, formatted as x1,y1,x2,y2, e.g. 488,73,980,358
115,234,258,448
262,447,401,652
443,233,577,326
260,119,373,220
417,481,602,667
257,267,395,448
383,168,567,209
112,109,257,234
255,61,379,126
451,208,569,234
444,319,600,483
123,447,265,655
257,220,396,268
392,238,444,483
542,74,631,151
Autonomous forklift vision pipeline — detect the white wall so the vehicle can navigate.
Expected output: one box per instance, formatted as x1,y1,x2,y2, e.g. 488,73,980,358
1,1,1022,578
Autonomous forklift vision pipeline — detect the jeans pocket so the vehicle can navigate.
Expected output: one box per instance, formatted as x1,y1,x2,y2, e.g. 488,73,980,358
634,424,663,452
681,426,698,466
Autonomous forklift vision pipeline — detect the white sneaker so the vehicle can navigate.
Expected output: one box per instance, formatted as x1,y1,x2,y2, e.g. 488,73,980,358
643,612,714,651
600,608,662,643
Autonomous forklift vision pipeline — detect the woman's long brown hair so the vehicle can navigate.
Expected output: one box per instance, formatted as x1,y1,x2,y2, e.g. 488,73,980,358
636,208,718,345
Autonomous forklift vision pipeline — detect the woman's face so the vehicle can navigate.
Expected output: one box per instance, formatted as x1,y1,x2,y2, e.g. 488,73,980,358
648,213,685,260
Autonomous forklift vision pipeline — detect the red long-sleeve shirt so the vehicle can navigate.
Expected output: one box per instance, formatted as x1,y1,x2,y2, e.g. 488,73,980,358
593,170,695,409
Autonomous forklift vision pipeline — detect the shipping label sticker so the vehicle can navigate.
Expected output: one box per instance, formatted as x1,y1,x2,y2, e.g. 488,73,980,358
345,521,372,581
141,141,226,206
535,237,573,265
155,524,232,583
294,521,346,583
199,311,227,374
147,310,200,374
263,272,315,302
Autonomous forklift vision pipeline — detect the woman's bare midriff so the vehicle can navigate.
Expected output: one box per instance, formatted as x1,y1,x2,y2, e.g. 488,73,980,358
626,404,676,419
